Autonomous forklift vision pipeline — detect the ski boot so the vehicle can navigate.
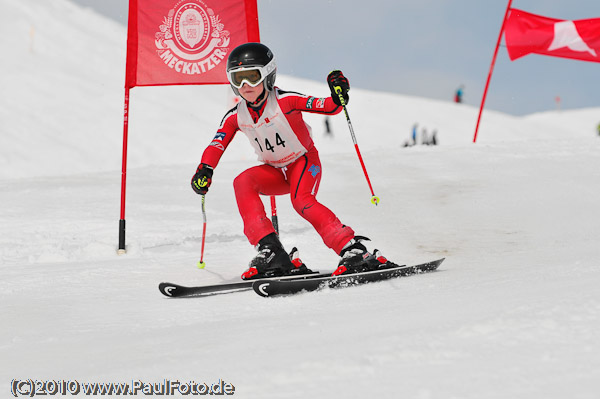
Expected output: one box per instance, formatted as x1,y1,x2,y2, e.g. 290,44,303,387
332,236,387,276
288,247,314,275
241,233,313,280
372,249,400,269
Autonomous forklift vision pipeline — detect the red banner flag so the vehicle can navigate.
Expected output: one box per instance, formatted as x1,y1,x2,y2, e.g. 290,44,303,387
125,0,260,88
504,9,600,63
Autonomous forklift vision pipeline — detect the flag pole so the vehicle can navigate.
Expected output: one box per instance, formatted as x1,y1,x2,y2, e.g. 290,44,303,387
118,86,130,254
473,0,513,143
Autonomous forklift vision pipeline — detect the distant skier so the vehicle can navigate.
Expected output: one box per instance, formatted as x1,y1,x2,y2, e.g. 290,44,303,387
454,85,464,103
324,116,332,136
411,123,418,145
191,43,390,280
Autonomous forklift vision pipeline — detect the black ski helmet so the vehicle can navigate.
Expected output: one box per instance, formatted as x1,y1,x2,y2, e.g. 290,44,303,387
226,42,277,96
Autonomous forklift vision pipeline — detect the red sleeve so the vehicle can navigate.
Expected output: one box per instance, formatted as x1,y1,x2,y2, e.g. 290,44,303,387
298,95,343,115
200,107,239,169
277,89,343,115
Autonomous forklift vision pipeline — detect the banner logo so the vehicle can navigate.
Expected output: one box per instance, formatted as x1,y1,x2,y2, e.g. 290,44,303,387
155,0,230,75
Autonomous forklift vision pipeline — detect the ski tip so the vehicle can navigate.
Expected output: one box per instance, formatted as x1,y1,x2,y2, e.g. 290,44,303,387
427,257,445,267
158,282,181,297
420,257,445,272
252,281,272,297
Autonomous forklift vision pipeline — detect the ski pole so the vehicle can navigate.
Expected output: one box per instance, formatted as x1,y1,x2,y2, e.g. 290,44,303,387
270,195,279,235
333,85,380,206
197,194,207,269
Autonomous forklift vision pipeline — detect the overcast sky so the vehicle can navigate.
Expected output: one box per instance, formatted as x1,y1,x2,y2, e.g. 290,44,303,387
71,0,599,116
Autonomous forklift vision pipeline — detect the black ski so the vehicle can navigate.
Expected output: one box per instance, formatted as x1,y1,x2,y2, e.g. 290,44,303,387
252,258,445,297
159,271,330,298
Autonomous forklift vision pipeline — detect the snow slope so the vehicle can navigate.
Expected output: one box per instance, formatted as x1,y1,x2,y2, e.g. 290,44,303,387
1,1,600,398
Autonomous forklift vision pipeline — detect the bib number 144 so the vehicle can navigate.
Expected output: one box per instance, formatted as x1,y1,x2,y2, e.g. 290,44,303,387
255,133,286,153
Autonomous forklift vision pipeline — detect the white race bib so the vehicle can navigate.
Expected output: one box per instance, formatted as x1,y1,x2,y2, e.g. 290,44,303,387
237,90,308,167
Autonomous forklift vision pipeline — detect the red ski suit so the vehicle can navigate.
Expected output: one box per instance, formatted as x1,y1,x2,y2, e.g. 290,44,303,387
200,87,354,254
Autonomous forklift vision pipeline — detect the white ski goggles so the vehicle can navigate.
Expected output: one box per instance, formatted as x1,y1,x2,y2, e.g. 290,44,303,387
227,59,276,89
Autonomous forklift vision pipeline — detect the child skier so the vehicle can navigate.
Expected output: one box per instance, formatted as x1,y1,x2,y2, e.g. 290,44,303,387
191,42,389,280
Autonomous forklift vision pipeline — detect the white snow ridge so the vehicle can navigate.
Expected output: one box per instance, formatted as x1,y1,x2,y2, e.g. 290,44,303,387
1,0,599,398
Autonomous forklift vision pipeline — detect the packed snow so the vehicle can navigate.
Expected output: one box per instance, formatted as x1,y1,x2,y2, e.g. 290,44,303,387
1,0,599,398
